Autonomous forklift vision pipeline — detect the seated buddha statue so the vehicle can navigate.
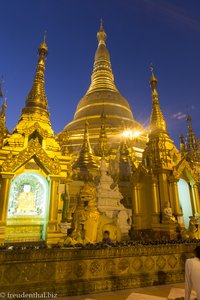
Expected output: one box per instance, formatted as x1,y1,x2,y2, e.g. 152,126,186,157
17,184,36,214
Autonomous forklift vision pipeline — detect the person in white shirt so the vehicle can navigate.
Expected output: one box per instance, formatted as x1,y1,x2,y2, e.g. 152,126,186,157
185,245,200,300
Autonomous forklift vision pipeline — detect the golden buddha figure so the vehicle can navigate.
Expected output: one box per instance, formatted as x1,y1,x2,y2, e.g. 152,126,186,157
16,184,36,215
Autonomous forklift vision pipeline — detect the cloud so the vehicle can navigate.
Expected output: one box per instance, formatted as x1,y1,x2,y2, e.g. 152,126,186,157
142,0,200,32
171,112,186,120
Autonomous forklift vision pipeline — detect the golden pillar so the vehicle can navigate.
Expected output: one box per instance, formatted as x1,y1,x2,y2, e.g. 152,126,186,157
151,176,160,224
131,182,140,228
47,175,66,244
170,179,183,222
192,184,200,214
0,173,14,244
158,173,170,207
48,175,60,224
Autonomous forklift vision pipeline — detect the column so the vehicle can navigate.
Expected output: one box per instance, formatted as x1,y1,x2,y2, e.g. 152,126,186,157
170,179,183,223
0,173,14,244
152,177,159,214
193,184,200,214
131,183,140,227
151,177,160,224
48,175,60,223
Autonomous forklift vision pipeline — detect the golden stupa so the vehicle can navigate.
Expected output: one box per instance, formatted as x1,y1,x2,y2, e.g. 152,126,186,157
60,21,146,152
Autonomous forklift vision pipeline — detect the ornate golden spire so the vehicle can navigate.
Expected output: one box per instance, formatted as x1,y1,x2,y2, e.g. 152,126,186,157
22,32,49,116
186,114,197,151
179,133,185,155
149,66,167,133
86,20,118,94
95,112,109,157
0,98,9,140
73,121,97,170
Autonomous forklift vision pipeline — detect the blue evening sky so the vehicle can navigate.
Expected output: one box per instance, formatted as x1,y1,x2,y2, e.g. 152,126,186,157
1,0,200,146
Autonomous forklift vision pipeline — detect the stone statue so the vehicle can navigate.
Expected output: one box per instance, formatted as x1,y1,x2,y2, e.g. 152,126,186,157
163,202,176,223
188,216,200,239
61,191,68,222
72,181,121,243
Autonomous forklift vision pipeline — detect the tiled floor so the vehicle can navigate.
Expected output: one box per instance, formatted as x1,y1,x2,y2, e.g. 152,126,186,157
58,283,190,300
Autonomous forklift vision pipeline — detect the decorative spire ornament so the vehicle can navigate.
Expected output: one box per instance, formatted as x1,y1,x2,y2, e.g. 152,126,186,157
149,65,167,133
86,20,118,94
186,114,198,151
73,121,97,170
22,32,49,116
0,79,3,98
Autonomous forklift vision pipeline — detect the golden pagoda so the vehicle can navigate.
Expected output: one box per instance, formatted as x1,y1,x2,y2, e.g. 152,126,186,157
1,23,200,298
59,20,146,158
0,23,199,247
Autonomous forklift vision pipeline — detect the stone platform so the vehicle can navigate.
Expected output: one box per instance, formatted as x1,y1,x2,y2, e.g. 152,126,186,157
0,241,199,297
61,283,197,300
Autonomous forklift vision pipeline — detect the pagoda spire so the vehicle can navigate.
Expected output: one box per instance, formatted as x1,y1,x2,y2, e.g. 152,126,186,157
186,114,197,151
0,98,9,143
0,79,3,98
95,112,109,157
73,121,97,170
86,20,118,94
22,32,49,116
179,133,185,155
143,66,175,170
0,80,8,139
149,66,167,134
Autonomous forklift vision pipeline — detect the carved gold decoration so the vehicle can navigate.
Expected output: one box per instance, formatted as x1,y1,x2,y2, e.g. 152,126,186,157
173,158,199,182
132,258,143,272
104,260,116,274
167,255,178,269
144,257,155,271
1,139,61,174
118,259,130,273
74,262,87,278
0,242,197,296
23,122,49,138
156,256,166,269
89,261,102,275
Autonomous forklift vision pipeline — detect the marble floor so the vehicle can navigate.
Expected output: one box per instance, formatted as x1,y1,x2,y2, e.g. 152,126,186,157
58,283,197,300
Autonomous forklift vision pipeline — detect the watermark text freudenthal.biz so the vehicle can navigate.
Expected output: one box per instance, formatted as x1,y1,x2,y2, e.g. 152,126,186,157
0,292,57,298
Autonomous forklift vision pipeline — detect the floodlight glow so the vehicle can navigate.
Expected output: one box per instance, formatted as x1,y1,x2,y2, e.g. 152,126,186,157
122,130,132,138
122,130,141,139
133,131,141,138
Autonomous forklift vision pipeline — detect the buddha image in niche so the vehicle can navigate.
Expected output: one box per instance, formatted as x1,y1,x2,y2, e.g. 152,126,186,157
16,184,36,214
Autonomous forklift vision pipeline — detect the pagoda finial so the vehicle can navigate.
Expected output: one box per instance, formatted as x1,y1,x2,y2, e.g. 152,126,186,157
150,63,158,91
23,34,49,116
100,18,103,31
43,31,47,44
149,66,166,133
97,18,107,44
0,77,4,98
